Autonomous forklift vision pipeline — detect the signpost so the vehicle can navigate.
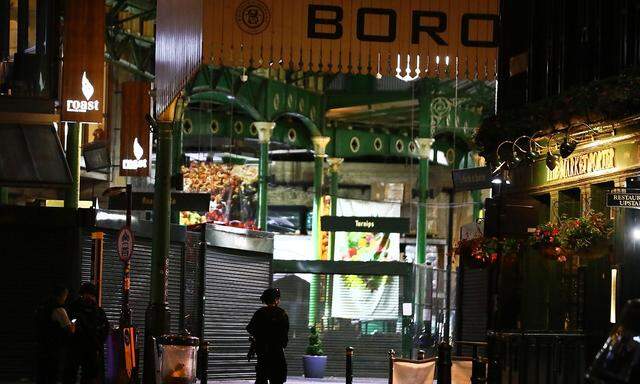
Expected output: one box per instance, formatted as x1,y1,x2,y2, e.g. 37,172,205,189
321,216,410,233
108,192,211,212
452,167,492,191
607,189,640,208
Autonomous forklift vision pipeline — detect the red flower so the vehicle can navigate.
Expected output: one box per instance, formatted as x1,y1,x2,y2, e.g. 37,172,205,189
552,228,559,236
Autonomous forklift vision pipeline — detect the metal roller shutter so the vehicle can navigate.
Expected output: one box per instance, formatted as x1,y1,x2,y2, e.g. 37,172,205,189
458,267,488,355
168,243,183,334
274,273,402,378
204,248,271,380
81,230,185,373
183,231,204,337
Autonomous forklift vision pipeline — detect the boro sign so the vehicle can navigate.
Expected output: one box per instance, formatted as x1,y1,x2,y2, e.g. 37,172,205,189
61,0,105,123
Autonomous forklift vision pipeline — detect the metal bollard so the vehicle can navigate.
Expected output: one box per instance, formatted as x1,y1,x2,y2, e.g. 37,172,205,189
197,341,210,384
346,347,354,384
436,342,452,384
417,350,426,360
470,345,486,384
486,332,500,384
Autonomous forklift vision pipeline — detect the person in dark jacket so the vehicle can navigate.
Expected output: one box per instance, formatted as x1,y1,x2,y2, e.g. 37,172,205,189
63,283,109,384
35,285,75,384
247,288,290,384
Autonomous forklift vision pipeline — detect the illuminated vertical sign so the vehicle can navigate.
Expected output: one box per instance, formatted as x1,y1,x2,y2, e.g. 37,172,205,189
120,82,151,177
60,0,105,123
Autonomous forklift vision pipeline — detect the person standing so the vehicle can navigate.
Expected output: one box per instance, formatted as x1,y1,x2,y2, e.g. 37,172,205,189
247,288,290,384
35,285,75,384
63,282,109,384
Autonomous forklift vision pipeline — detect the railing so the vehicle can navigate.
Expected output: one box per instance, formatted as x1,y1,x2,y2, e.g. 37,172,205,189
487,331,587,384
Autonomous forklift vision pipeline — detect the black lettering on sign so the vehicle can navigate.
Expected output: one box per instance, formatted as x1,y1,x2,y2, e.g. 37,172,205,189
461,13,499,47
411,11,448,45
357,8,397,42
308,4,343,39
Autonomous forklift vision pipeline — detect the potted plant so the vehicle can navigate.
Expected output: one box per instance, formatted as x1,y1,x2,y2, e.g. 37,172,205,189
302,325,327,378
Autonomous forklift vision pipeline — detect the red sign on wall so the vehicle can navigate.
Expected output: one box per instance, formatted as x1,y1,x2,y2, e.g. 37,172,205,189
60,0,105,123
119,82,151,177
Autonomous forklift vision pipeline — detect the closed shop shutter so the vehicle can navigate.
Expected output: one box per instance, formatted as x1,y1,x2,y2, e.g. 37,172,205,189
183,231,203,336
81,230,185,373
204,248,271,380
274,273,402,378
458,267,488,355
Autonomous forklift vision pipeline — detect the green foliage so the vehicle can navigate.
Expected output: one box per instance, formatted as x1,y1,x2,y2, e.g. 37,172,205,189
560,211,613,252
305,326,325,356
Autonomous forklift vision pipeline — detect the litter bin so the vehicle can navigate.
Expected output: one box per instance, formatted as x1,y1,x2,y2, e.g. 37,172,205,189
154,334,200,384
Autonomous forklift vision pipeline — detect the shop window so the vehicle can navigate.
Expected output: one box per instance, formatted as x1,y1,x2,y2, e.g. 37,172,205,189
591,182,614,215
533,193,551,223
559,188,581,218
1,0,55,98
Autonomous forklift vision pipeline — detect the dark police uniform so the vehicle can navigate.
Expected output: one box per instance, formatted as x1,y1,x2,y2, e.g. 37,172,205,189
247,305,290,384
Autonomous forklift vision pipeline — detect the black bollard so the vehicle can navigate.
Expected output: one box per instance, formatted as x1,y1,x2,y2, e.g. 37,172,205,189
436,342,452,384
346,347,354,384
197,341,210,384
470,344,486,384
486,332,500,384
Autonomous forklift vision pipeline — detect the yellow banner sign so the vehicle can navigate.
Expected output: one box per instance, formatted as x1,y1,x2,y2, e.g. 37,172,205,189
546,148,616,182
203,0,499,79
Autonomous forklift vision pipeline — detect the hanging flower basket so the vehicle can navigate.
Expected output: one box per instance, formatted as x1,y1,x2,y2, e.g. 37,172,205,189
560,211,613,262
455,237,499,269
501,238,522,267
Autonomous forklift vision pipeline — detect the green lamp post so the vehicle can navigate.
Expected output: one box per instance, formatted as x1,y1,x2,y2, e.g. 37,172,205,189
309,136,330,326
253,122,276,231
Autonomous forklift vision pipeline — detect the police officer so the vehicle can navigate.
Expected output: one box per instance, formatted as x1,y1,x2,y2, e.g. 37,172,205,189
247,288,289,384
63,282,109,384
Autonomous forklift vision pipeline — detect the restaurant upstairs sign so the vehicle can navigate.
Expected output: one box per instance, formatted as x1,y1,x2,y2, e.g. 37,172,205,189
546,148,616,183
204,0,498,78
61,0,105,123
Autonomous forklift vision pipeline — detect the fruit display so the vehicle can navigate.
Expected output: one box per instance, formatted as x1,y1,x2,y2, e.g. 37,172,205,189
180,161,259,229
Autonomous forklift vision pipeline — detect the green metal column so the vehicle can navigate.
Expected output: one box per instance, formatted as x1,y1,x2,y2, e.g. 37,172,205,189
254,122,275,231
171,120,183,224
327,158,343,261
416,98,433,265
414,97,435,355
324,158,343,324
309,136,330,326
64,122,82,209
144,121,173,384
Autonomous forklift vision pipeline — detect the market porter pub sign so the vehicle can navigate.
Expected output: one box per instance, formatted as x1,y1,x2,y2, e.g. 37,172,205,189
546,148,616,182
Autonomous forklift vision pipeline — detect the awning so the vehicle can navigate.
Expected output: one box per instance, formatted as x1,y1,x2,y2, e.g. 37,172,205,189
155,0,499,115
0,124,72,188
